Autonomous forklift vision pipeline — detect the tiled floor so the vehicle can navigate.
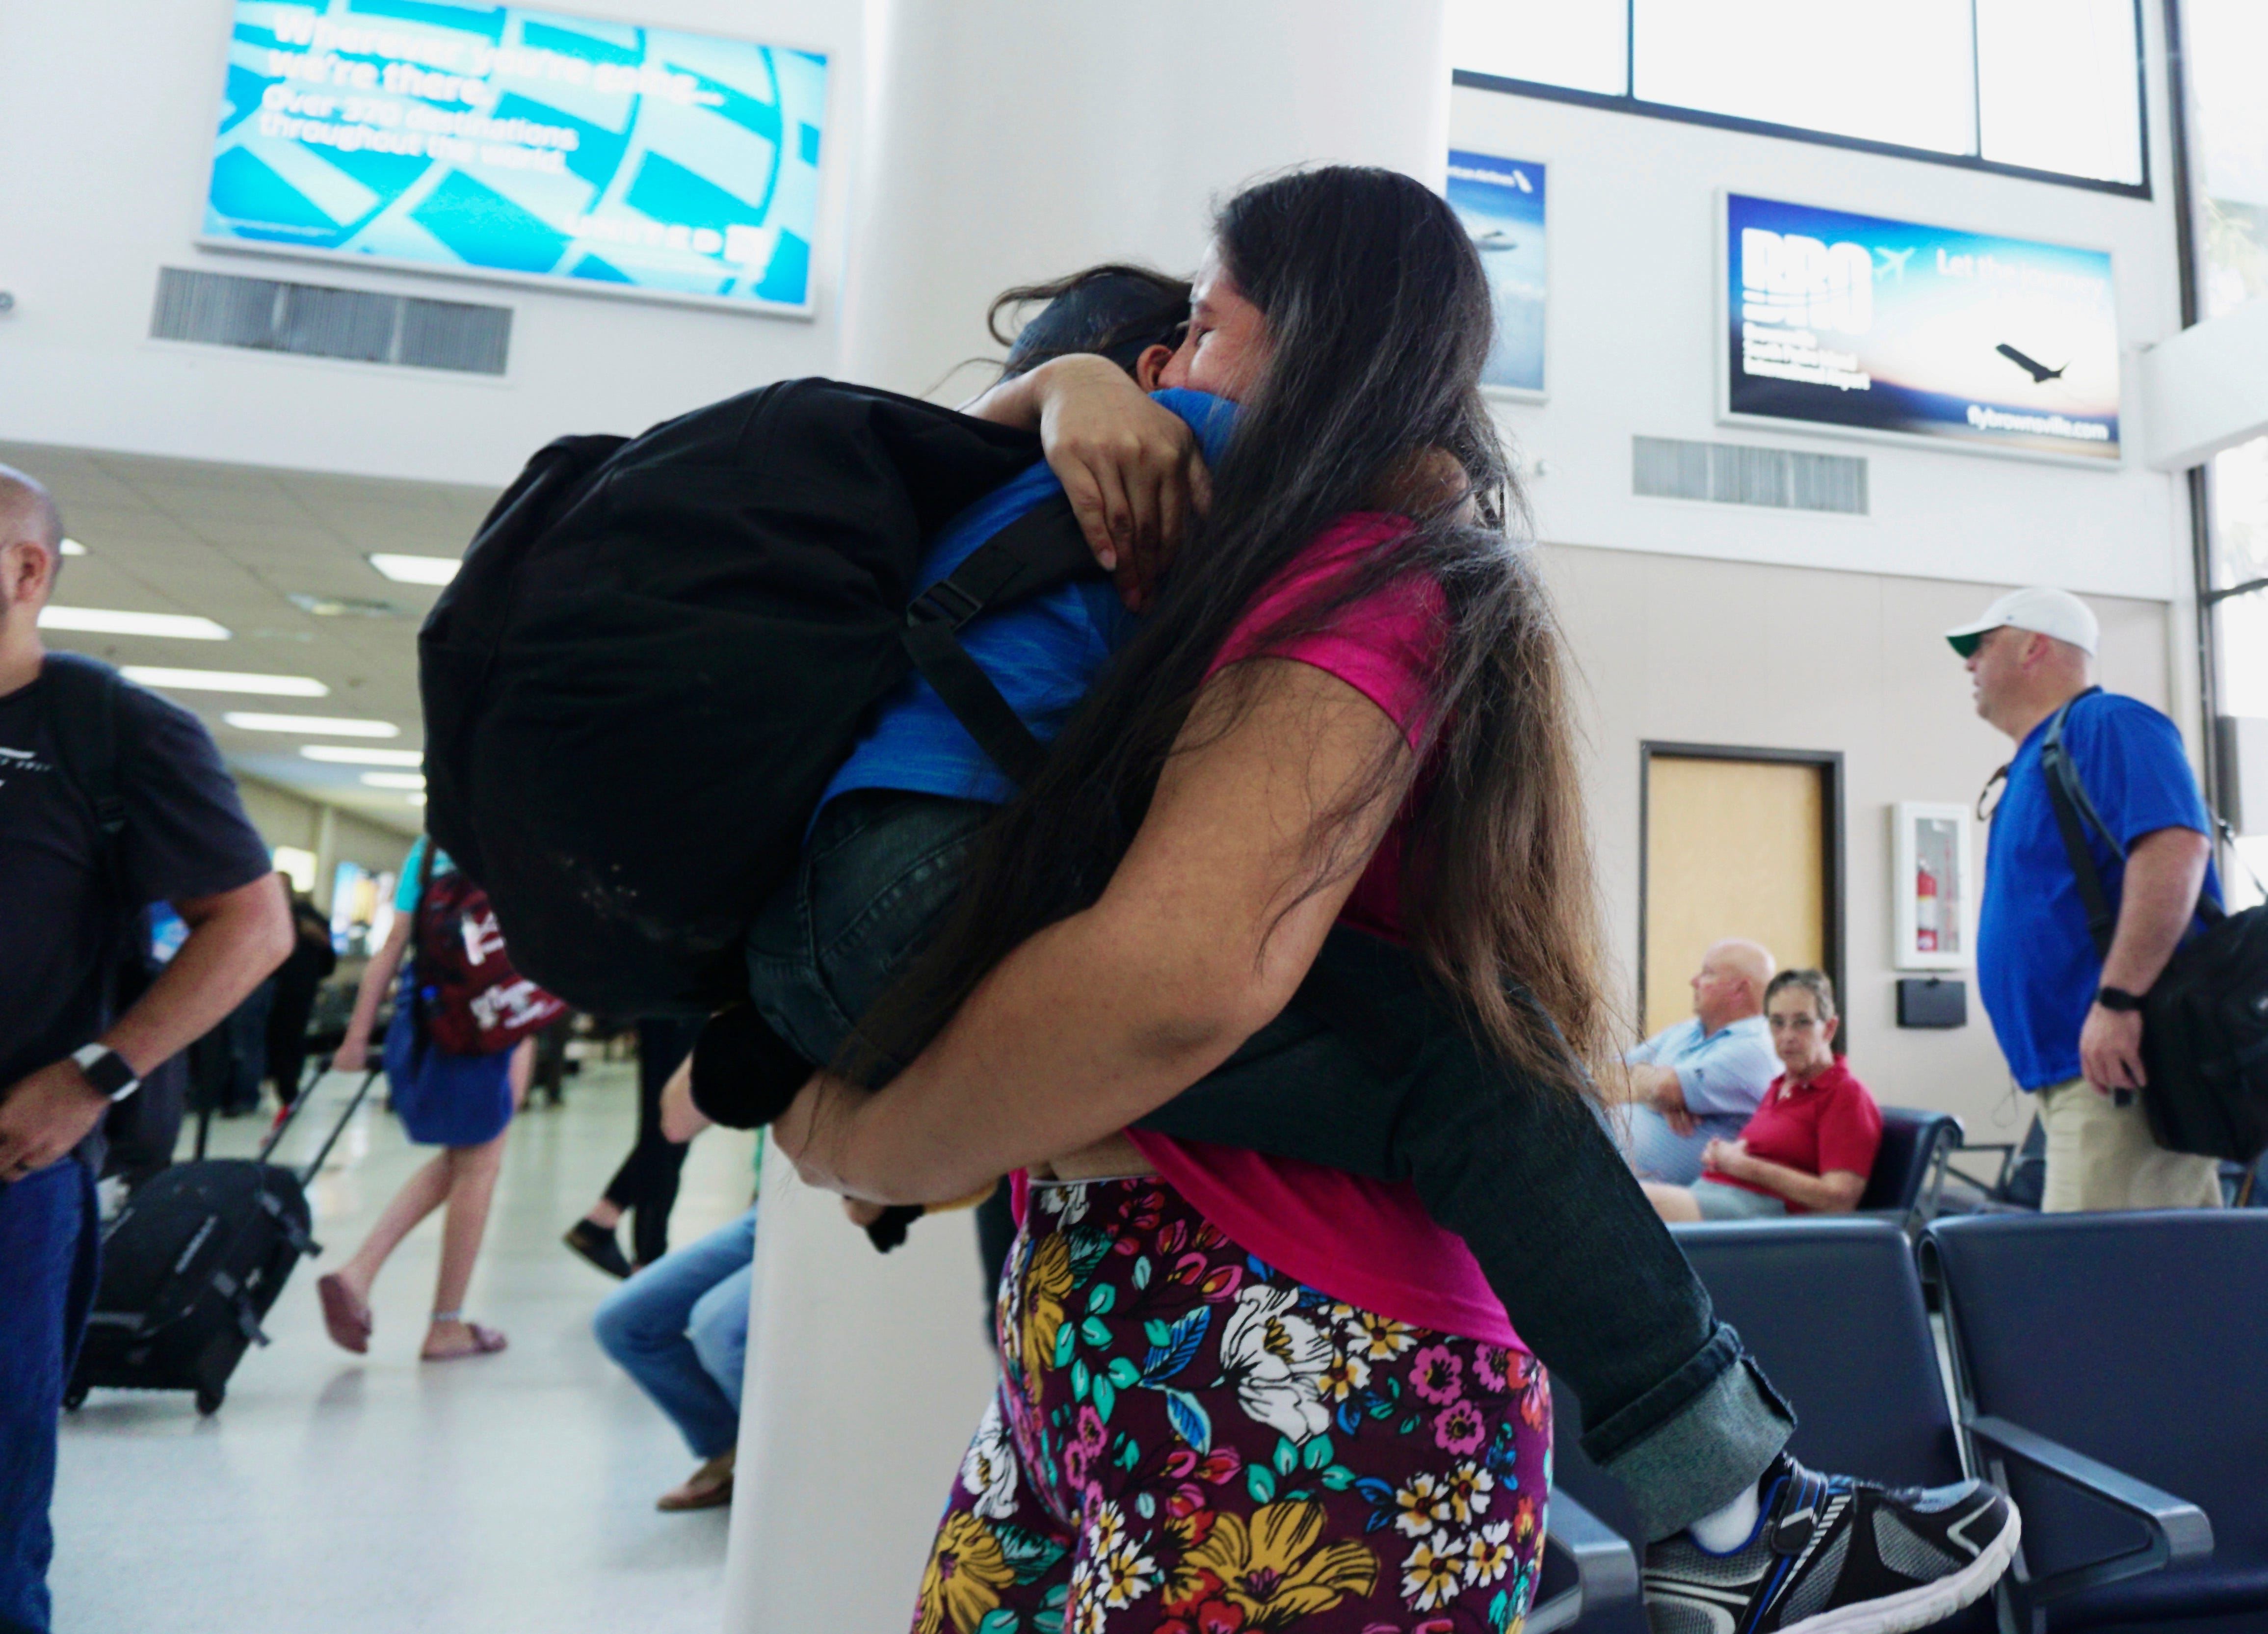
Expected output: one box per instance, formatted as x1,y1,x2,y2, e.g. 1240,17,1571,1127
52,1060,760,1634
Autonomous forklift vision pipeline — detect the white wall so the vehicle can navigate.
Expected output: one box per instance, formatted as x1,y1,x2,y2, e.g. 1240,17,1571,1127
232,773,412,904
1546,545,2172,1147
0,0,863,488
1450,40,2192,601
1442,15,2202,1148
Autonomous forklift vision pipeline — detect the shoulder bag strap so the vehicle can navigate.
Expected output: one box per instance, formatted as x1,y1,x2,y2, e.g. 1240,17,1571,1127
900,494,1103,789
2040,692,2120,962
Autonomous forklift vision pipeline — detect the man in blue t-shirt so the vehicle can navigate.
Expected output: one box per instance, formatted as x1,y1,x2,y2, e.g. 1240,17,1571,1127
1955,586,2223,1212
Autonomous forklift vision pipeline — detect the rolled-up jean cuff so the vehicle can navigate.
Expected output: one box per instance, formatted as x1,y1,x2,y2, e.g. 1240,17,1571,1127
1584,1331,1794,1541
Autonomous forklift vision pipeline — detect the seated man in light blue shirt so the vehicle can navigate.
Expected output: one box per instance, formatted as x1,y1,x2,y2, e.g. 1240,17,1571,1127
1617,939,1781,1184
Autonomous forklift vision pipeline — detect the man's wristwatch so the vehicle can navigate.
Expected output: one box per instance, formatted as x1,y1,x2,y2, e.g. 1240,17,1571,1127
70,1044,141,1103
2095,985,2147,1014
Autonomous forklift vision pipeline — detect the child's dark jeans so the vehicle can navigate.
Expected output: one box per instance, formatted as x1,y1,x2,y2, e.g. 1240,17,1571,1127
743,787,1792,1538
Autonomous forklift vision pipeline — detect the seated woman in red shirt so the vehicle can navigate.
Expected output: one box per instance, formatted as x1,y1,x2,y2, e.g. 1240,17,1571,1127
1645,969,1882,1221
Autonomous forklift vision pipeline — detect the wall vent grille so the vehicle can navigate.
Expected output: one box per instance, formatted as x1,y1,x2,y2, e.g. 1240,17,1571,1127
1632,436,1867,515
151,268,511,376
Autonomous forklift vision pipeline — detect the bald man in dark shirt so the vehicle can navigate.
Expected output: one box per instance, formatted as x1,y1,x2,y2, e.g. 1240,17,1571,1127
0,465,290,1633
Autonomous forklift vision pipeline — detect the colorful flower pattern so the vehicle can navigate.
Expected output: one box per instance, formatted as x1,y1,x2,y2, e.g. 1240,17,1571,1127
911,1178,1551,1634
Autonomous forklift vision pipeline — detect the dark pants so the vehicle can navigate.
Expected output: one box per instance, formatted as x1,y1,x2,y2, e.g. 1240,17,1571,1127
531,1015,573,1107
98,1055,186,1191
603,1018,704,1265
192,979,273,1117
0,1160,100,1634
264,973,320,1107
745,790,1793,1538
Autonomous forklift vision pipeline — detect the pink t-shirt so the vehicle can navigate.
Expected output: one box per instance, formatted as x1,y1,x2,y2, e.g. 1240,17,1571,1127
1116,514,1519,1349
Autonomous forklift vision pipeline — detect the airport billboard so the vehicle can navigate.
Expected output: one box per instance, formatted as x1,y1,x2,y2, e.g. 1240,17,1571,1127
1447,150,1547,397
1722,193,2120,461
202,1,828,315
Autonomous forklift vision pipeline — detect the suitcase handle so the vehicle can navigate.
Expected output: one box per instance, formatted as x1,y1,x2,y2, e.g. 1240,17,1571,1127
297,1068,383,1187
255,1052,333,1162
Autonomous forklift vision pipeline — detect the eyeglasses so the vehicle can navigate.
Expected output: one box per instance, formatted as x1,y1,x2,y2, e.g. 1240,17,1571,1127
1977,763,2010,823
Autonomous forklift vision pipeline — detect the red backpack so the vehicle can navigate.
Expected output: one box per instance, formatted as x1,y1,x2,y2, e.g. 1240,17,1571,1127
412,844,566,1056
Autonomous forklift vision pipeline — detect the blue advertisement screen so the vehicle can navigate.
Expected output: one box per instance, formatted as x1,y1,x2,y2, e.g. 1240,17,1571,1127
1726,194,2119,460
1447,150,1546,395
205,1,828,312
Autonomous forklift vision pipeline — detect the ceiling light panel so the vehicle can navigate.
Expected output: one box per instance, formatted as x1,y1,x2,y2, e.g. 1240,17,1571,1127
300,745,424,766
59,538,88,556
126,666,327,696
224,712,398,737
288,593,407,619
41,606,230,639
367,553,461,586
359,770,427,789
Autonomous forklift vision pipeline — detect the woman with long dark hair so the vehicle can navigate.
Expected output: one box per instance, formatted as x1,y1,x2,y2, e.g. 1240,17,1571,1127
780,168,2015,1634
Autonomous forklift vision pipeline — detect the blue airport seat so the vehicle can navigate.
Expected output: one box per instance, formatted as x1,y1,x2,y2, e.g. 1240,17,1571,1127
1924,1212,2252,1631
1545,1217,1992,1630
1862,1106,1964,1227
1529,1489,1643,1634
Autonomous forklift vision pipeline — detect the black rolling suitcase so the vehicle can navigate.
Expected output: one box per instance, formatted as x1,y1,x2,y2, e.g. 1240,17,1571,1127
65,1060,381,1415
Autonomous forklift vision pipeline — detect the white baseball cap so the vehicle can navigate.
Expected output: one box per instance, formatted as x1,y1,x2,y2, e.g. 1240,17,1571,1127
1944,587,2099,659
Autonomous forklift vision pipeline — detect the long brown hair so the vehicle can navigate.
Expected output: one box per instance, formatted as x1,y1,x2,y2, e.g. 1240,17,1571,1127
857,166,1609,1096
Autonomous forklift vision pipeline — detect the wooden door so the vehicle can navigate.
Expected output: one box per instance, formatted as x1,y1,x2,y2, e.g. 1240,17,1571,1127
1641,748,1842,1037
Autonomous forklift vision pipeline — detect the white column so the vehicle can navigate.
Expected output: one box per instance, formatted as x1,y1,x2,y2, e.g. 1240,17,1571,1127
311,803,340,915
724,8,1447,1630
837,0,1451,397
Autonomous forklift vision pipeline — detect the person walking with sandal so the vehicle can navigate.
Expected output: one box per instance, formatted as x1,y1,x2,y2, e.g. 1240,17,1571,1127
316,833,560,1360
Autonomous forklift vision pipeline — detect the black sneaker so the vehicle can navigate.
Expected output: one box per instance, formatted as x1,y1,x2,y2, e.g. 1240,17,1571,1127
1642,1453,2020,1634
563,1219,634,1280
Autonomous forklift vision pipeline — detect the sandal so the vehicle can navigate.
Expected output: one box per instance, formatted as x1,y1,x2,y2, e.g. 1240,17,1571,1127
420,1316,508,1361
658,1450,736,1512
316,1273,372,1355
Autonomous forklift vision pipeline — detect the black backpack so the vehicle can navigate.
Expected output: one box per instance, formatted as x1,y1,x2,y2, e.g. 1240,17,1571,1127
2040,692,2268,1162
420,377,1099,1017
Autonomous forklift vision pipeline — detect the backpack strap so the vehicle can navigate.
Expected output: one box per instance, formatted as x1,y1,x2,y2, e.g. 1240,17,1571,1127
409,839,438,1054
40,651,130,909
900,494,1103,788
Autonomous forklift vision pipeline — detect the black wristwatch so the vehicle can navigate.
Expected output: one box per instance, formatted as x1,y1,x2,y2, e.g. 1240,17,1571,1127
2094,985,2147,1013
70,1044,141,1102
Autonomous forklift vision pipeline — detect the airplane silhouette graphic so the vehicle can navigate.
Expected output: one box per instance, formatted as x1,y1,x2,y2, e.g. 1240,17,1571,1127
1996,343,2067,384
1873,245,1914,281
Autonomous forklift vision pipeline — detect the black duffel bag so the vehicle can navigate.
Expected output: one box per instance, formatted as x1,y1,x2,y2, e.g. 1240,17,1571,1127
419,378,1098,1018
2042,693,2268,1162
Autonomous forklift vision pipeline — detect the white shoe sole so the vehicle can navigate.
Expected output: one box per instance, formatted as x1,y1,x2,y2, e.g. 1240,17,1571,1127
1781,1500,2023,1634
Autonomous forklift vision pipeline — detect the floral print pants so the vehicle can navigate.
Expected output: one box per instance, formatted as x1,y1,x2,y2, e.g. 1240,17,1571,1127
913,1177,1552,1634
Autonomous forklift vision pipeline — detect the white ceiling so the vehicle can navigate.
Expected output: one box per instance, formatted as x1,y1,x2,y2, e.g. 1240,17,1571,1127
1,438,501,835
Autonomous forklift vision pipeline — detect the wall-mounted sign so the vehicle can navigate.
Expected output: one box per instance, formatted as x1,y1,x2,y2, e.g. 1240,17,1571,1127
1892,801,1973,971
1447,150,1546,398
202,1,828,315
1723,193,2120,462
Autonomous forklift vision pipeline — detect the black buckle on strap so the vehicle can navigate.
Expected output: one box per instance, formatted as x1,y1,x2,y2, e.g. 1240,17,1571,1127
908,578,985,628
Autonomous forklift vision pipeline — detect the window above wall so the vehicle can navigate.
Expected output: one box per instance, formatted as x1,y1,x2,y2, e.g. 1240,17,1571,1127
1450,0,2148,195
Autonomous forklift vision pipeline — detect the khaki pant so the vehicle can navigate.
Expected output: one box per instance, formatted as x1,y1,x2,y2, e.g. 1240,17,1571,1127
2036,1078,2225,1212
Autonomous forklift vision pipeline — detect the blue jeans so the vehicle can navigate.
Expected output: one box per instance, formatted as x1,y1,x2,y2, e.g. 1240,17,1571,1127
746,789,995,1073
748,790,1793,1538
1619,1103,1750,1186
0,1160,100,1634
593,1208,757,1461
